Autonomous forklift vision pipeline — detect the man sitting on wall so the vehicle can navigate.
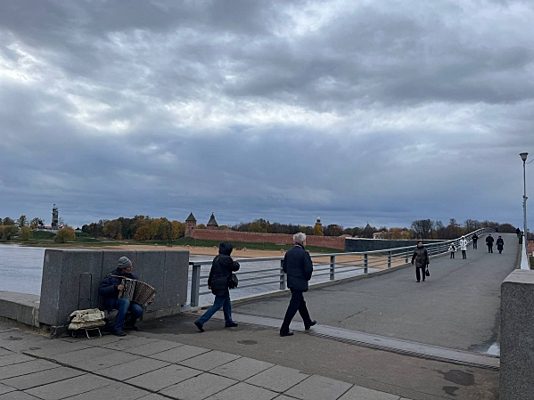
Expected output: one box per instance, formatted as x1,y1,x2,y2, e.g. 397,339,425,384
99,256,144,336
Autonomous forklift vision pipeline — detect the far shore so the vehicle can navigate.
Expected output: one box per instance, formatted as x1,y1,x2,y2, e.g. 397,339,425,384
0,242,285,259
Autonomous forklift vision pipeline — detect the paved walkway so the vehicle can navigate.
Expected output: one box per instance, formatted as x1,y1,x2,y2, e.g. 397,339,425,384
234,233,519,352
0,320,413,400
0,233,515,400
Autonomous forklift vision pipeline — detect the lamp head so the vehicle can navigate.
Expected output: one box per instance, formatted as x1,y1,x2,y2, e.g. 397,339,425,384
520,152,528,162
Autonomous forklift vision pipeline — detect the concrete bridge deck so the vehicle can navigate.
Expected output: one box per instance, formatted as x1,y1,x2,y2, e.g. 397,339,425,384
0,233,519,399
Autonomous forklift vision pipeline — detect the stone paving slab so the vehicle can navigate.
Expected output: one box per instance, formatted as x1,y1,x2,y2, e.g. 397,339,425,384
25,374,113,400
0,349,13,357
137,394,169,400
124,340,182,356
23,340,92,358
205,382,278,400
339,385,402,400
0,359,59,380
61,381,152,400
149,344,210,363
125,364,201,391
0,353,35,367
97,357,170,381
0,391,41,399
0,366,84,390
180,350,241,371
245,365,309,393
285,375,353,400
52,347,141,371
0,383,15,395
159,372,237,400
211,356,274,381
100,336,159,351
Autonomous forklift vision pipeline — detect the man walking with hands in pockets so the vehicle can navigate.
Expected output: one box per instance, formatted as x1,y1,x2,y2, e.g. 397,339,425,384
280,232,317,337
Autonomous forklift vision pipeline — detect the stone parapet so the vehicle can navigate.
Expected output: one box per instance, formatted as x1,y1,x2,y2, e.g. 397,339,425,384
500,269,534,399
0,291,40,327
39,249,189,328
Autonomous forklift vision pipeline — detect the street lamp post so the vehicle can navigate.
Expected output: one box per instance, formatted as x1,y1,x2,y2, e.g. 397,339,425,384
520,152,529,269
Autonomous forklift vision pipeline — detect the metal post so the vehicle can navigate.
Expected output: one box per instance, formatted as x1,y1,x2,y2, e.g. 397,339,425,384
388,251,392,269
330,255,335,281
190,263,201,307
364,253,368,273
279,260,286,290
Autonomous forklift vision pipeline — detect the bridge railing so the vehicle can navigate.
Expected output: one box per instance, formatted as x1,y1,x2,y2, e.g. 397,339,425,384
189,228,489,307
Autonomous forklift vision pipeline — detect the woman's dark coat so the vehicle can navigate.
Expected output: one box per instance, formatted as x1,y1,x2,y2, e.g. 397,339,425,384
282,244,313,292
208,242,240,296
411,247,429,268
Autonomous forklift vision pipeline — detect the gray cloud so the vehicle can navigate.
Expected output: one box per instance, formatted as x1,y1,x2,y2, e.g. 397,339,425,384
1,0,533,229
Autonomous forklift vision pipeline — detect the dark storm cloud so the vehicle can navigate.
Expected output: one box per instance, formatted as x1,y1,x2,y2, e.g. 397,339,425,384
1,0,533,228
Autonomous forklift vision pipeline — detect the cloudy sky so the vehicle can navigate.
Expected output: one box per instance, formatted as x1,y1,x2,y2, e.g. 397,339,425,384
1,0,533,229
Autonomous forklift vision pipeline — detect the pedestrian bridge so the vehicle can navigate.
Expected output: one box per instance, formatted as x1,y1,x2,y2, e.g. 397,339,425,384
229,232,519,368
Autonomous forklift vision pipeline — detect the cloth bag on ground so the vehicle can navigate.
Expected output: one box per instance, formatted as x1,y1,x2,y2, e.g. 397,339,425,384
68,308,106,331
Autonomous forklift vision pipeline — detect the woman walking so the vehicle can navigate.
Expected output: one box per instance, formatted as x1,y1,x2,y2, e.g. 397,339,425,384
411,241,429,282
194,242,240,332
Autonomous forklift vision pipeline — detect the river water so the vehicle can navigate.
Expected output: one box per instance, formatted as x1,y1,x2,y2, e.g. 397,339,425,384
0,244,46,295
0,245,371,306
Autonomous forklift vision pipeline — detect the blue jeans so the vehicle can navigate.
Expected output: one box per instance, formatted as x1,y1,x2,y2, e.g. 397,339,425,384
196,294,233,325
112,298,143,332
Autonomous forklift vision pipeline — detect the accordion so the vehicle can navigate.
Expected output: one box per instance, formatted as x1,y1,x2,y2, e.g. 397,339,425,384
115,277,156,307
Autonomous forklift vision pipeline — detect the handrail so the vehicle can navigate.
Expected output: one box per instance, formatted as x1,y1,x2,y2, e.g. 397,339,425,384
188,228,490,307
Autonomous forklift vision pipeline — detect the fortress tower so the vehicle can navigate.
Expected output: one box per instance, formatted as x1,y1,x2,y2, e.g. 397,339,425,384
207,212,219,230
185,212,197,237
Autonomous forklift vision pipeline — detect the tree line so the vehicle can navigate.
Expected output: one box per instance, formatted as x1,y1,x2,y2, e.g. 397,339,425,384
0,214,523,243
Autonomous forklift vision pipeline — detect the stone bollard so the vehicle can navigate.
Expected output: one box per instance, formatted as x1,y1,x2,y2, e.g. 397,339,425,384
500,270,534,399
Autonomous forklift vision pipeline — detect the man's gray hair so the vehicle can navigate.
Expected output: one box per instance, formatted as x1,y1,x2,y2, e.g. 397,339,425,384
293,232,307,245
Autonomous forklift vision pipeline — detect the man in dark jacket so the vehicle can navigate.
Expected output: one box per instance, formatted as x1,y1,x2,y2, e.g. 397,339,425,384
411,241,429,282
486,234,494,253
194,242,240,332
472,233,478,249
280,232,316,337
98,256,144,336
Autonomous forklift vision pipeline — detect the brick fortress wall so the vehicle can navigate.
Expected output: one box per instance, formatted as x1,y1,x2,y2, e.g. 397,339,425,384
190,229,345,250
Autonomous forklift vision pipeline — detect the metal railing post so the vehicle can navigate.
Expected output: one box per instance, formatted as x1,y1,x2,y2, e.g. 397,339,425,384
388,251,392,269
279,260,286,290
191,263,201,307
364,253,368,273
330,255,335,281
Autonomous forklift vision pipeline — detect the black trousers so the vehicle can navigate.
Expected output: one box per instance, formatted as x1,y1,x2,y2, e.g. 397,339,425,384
473,241,478,249
487,244,493,253
415,266,426,282
462,250,467,259
280,289,312,334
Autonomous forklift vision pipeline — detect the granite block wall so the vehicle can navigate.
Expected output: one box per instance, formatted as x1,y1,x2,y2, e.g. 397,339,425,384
39,249,189,327
500,269,534,399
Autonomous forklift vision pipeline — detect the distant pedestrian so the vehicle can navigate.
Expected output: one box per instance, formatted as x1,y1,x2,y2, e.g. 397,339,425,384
448,243,456,259
496,236,504,254
472,233,478,250
411,241,429,282
459,236,468,259
280,232,316,337
194,242,240,332
486,234,494,253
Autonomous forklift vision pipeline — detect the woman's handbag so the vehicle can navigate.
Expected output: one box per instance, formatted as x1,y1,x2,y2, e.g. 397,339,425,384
228,273,239,289
425,266,430,277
